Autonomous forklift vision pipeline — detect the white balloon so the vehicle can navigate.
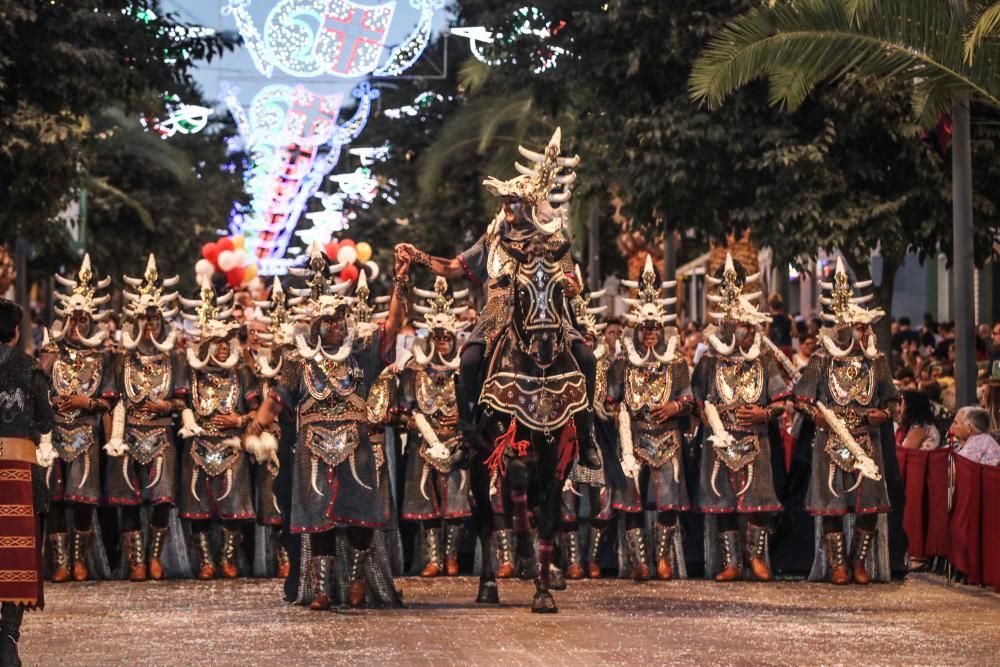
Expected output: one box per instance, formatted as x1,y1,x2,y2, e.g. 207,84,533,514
233,249,248,266
217,250,237,272
195,259,215,277
337,245,358,265
365,261,380,281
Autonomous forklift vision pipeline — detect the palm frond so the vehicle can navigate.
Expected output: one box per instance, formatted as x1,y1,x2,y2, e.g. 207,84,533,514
965,1,1000,63
458,57,492,95
690,0,1000,126
92,108,195,184
86,177,155,230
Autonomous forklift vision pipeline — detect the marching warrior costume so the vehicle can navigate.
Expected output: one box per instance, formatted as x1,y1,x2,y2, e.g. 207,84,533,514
105,255,185,582
37,255,115,583
251,244,408,609
612,256,692,581
0,299,54,665
178,278,257,580
398,277,472,578
691,254,787,582
560,273,616,580
792,258,896,585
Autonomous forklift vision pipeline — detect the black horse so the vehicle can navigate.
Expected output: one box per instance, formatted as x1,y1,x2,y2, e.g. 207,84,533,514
466,245,590,613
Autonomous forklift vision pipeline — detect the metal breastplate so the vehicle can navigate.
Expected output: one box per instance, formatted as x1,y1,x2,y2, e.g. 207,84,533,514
52,348,103,399
715,357,764,406
124,352,172,403
191,436,241,476
416,367,457,418
486,233,516,282
827,355,875,407
304,356,359,402
303,422,360,467
191,369,239,417
625,363,671,413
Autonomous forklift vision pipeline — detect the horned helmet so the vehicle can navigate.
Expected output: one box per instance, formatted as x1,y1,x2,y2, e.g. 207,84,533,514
818,256,884,357
46,254,112,349
410,276,470,369
121,254,180,352
287,242,354,363
179,275,241,371
621,255,679,366
570,266,609,360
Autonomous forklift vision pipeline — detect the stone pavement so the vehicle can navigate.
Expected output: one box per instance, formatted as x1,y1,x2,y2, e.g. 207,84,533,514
19,574,1000,665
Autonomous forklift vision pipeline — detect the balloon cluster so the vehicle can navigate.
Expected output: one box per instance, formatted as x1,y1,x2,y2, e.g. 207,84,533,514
197,236,259,288
323,239,377,283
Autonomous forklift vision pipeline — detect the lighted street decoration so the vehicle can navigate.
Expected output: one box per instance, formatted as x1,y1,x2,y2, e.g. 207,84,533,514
382,91,447,119
452,6,568,74
147,104,212,139
224,81,380,274
224,0,445,79
348,143,391,166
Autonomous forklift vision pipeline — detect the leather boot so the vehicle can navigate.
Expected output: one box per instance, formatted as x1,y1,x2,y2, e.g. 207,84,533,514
444,522,462,576
495,529,515,579
420,526,442,578
124,530,146,582
0,602,23,667
587,526,604,578
309,557,331,610
576,412,602,470
71,530,93,582
654,523,676,581
147,526,168,581
851,528,876,586
48,533,70,583
276,544,290,579
746,524,773,582
564,530,583,579
193,532,215,580
347,547,369,608
714,530,743,582
219,528,241,579
824,532,851,585
626,526,650,581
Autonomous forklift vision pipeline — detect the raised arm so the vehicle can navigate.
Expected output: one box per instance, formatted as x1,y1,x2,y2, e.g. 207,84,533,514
382,249,411,350
394,243,465,279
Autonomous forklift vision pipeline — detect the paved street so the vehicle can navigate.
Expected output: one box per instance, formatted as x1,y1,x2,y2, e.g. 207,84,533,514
19,574,1000,665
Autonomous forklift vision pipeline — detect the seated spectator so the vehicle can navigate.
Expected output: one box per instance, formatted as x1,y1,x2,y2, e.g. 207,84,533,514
950,407,1000,466
919,380,954,442
896,390,940,450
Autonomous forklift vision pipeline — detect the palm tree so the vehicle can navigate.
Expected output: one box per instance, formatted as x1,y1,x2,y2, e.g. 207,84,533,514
688,0,1000,407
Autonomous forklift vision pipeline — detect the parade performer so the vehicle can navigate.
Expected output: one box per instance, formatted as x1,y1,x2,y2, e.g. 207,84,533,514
0,299,54,665
393,128,601,472
105,254,185,582
177,278,257,580
249,278,296,579
611,256,692,581
791,258,896,585
560,272,617,579
692,254,787,582
37,255,115,583
397,277,471,577
249,244,409,609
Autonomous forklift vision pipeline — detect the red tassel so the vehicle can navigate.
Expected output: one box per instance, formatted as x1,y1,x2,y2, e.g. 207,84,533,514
556,420,579,480
485,418,531,479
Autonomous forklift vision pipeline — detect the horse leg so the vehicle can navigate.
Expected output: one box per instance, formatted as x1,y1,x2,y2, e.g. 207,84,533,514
531,449,565,614
470,460,499,604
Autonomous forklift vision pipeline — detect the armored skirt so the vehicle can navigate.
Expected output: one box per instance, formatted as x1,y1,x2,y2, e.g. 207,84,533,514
179,433,255,520
805,425,891,515
696,422,782,514
104,420,177,506
47,418,101,504
289,419,387,532
401,439,472,520
613,420,690,513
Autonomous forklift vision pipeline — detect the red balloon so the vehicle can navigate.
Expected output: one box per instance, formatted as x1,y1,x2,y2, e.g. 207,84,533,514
324,240,340,260
339,238,356,248
226,266,245,288
202,242,220,266
217,237,235,252
339,264,359,283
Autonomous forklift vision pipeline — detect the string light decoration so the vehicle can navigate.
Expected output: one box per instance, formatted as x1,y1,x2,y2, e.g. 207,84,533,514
223,0,444,79
140,100,212,139
452,6,568,74
348,143,391,165
224,81,380,274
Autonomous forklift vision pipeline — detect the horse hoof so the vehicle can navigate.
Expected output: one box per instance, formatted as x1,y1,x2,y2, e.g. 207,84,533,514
476,581,500,604
548,568,567,591
531,590,558,614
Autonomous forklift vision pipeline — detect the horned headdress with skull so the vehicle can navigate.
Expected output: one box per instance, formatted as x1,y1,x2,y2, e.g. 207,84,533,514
703,252,770,359
252,277,300,378
410,276,470,369
121,254,180,352
620,255,679,366
179,275,240,371
286,242,355,363
45,253,112,349
571,266,609,360
817,256,884,359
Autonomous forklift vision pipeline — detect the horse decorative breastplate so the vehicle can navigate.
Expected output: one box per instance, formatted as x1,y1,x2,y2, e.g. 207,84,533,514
625,364,672,413
416,367,457,418
191,369,239,418
714,357,764,406
304,355,359,402
827,355,875,407
52,348,103,399
124,352,172,404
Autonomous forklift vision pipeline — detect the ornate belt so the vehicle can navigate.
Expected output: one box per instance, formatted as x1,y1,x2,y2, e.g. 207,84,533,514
0,437,38,464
